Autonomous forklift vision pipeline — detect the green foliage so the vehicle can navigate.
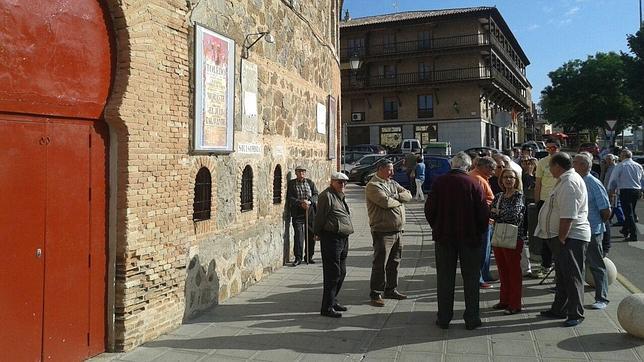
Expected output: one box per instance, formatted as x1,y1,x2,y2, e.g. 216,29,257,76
540,51,638,133
622,29,644,119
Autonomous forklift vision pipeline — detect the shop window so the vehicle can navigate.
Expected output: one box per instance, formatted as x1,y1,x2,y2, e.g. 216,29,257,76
193,167,212,221
273,165,282,204
241,165,253,212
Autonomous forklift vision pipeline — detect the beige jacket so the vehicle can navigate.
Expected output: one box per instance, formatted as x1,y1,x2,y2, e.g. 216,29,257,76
365,174,412,232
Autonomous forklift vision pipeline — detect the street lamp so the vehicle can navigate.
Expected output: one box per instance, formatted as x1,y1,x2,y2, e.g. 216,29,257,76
241,31,275,59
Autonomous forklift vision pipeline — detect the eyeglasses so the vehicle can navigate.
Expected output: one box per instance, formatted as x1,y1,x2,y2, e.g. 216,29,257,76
546,146,558,150
334,180,348,184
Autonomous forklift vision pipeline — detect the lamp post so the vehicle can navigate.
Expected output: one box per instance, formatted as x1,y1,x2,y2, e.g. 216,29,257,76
241,31,275,59
343,54,363,155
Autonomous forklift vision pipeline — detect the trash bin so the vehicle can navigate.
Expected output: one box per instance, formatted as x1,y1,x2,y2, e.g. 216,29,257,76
527,202,541,256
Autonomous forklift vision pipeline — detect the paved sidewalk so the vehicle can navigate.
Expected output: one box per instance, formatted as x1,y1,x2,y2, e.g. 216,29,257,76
93,184,644,362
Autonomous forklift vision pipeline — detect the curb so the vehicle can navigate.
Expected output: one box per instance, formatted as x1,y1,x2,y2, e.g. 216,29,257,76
617,272,643,294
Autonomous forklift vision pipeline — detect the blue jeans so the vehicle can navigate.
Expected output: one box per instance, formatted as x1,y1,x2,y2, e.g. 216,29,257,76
480,225,493,283
586,233,609,303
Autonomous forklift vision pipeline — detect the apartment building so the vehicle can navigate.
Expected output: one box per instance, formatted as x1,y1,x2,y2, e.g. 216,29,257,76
340,7,531,152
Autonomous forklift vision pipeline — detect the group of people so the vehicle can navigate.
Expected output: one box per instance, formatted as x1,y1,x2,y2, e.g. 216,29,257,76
288,142,642,326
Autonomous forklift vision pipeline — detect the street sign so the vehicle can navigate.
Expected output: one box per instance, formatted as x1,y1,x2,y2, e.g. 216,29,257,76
606,120,617,130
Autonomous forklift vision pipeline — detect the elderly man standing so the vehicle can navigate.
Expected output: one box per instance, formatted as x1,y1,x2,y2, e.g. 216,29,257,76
574,152,611,310
366,159,412,307
536,153,591,327
426,152,489,330
603,154,625,228
608,149,644,241
469,156,496,288
287,165,319,266
314,172,354,318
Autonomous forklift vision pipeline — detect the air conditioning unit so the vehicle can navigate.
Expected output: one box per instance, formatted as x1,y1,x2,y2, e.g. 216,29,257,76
351,112,364,121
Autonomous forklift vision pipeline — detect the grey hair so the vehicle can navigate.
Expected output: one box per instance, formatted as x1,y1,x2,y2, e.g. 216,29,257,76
574,152,593,168
450,151,472,170
493,153,512,168
550,152,572,170
476,156,496,169
604,153,617,161
621,149,633,158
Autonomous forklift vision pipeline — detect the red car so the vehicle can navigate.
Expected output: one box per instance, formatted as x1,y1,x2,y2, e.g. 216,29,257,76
578,142,600,157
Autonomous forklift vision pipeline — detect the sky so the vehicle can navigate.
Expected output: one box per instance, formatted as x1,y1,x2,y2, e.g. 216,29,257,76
341,0,642,104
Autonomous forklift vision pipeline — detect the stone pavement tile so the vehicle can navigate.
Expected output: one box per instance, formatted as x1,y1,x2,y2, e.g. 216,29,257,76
572,332,643,361
298,352,356,362
491,357,539,362
443,353,490,362
446,336,490,354
360,350,399,361
535,339,589,359
249,348,303,361
88,353,124,362
163,322,213,337
532,325,578,341
541,359,588,362
152,349,208,362
118,346,168,362
397,351,442,362
199,349,257,361
190,325,245,340
400,338,445,353
490,339,538,357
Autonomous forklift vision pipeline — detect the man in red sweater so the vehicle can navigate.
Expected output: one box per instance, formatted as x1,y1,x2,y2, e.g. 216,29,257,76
425,152,490,330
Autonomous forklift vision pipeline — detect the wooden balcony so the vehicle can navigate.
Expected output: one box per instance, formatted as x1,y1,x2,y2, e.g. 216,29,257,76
342,66,527,107
341,33,490,59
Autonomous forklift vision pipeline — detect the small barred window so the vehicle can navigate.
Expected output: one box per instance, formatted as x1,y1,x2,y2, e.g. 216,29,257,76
193,167,212,221
241,165,253,212
273,165,282,204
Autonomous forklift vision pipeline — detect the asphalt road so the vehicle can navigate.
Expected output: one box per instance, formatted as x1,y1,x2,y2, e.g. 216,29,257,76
607,200,644,293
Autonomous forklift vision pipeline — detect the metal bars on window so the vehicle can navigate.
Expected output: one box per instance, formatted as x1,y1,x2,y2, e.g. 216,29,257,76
193,167,212,221
273,165,282,204
241,165,253,212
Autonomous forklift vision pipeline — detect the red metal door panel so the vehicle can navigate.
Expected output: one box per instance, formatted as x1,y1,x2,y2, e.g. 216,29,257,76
0,118,47,361
42,121,91,361
88,122,108,356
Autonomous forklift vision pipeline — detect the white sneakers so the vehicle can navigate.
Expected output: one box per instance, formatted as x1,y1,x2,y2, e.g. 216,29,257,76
591,301,608,310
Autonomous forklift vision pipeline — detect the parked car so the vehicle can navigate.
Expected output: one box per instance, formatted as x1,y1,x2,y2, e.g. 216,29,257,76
349,154,405,185
578,142,600,157
344,144,387,155
392,155,451,193
463,146,500,157
398,139,422,154
340,151,370,174
523,141,546,152
361,155,451,192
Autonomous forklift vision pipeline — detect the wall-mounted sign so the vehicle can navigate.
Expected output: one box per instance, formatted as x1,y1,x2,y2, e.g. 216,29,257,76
241,59,259,133
316,102,326,134
237,143,262,154
194,23,235,153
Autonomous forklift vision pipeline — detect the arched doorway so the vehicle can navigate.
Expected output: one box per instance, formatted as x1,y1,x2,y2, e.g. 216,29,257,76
0,0,112,360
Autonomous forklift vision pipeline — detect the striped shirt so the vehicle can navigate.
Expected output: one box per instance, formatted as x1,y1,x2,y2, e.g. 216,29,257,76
582,174,610,235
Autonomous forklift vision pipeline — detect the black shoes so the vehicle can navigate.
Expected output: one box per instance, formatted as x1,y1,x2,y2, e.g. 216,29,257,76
320,309,342,318
435,320,449,329
333,303,348,311
292,259,302,266
308,259,316,264
492,303,508,310
465,320,482,330
384,289,407,300
540,310,567,319
564,317,584,327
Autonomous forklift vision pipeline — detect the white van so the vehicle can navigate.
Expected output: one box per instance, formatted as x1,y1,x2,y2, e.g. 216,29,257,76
400,139,422,154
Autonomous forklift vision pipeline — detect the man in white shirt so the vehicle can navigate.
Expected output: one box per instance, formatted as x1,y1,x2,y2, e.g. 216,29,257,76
608,149,644,241
535,153,591,327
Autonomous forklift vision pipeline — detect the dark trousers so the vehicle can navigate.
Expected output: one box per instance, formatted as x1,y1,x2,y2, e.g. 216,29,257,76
619,189,640,238
493,245,523,310
548,237,588,320
293,220,315,261
435,240,481,326
370,231,402,294
320,233,348,312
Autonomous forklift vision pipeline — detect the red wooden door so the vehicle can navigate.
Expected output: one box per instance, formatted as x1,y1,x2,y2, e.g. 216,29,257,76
42,121,91,361
0,118,47,361
0,116,106,361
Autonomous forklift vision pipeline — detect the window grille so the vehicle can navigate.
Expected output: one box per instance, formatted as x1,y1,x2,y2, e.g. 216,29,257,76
273,165,282,204
193,167,211,221
241,165,253,212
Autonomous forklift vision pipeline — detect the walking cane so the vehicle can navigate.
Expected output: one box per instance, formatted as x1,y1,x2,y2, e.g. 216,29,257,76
538,266,554,285
304,206,309,265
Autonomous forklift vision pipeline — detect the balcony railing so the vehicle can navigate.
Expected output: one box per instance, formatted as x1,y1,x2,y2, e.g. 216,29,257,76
341,33,490,59
342,66,527,106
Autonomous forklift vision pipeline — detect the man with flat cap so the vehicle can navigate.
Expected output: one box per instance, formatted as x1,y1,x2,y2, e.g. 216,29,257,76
314,171,354,317
287,165,319,266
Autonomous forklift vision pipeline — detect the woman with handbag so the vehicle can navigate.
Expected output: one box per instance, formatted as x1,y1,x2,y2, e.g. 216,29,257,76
490,168,525,315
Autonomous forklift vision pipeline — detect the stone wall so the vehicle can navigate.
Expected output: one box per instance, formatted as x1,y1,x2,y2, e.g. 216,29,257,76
104,0,341,351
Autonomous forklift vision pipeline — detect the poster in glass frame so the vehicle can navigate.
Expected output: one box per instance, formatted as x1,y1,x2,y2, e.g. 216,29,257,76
194,23,235,153
328,95,337,160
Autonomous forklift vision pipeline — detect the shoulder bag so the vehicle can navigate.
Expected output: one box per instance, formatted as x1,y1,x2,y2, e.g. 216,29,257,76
491,196,518,249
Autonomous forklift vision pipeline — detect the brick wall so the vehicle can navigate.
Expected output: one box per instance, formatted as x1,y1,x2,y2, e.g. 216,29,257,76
104,0,341,350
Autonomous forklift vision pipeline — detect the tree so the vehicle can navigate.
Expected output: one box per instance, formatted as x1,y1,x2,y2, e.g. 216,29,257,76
622,29,644,120
540,52,638,137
